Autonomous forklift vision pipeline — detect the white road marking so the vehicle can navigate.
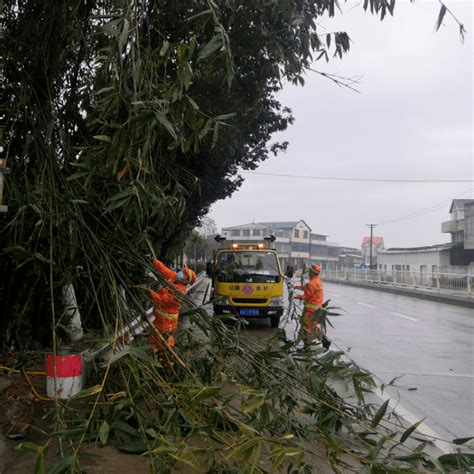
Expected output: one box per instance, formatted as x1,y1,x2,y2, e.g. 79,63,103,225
357,302,375,308
326,291,340,297
391,312,418,322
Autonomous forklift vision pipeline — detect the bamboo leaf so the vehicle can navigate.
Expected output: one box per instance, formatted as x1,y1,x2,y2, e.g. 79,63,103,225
191,386,222,403
241,396,265,414
198,35,223,62
435,4,447,32
170,453,200,469
34,252,55,265
214,113,236,122
400,419,424,444
93,135,112,143
104,197,131,213
100,18,122,35
186,96,200,110
114,420,139,437
226,437,259,461
452,436,474,445
371,399,389,428
160,40,170,56
48,456,75,474
99,420,110,445
117,441,147,454
16,441,43,454
107,187,135,202
154,112,178,140
72,385,103,399
212,122,219,148
437,453,474,469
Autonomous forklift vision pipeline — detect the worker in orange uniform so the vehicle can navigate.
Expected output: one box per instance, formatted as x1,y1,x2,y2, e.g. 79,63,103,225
148,259,196,359
295,264,331,350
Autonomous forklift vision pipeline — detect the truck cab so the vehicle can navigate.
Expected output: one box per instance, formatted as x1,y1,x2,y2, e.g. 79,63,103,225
208,235,284,328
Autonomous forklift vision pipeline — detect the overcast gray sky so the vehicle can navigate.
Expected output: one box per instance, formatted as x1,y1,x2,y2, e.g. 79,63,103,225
209,0,473,249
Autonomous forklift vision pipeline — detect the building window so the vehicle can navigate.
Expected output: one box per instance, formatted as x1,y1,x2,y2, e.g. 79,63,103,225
231,230,240,236
294,229,299,238
303,230,308,239
252,229,261,236
242,229,250,236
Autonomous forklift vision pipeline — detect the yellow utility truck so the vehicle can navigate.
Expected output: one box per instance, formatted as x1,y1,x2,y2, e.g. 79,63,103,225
207,235,284,327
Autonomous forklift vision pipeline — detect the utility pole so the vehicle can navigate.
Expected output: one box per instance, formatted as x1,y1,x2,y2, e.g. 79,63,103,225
365,224,377,269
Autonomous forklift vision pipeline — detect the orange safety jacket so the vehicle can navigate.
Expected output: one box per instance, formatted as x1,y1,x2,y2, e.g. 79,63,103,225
297,274,323,312
149,259,187,335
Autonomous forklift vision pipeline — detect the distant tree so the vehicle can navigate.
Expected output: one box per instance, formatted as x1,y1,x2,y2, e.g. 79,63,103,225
197,217,218,238
184,231,208,265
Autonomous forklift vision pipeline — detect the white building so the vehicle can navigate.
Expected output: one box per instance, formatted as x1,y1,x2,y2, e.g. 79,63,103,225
377,243,453,273
221,220,339,270
442,199,474,249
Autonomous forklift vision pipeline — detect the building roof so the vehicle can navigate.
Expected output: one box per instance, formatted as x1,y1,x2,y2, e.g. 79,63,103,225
311,233,328,240
380,242,458,253
362,236,384,246
223,219,314,232
339,246,362,253
222,223,267,230
257,221,299,229
449,199,474,213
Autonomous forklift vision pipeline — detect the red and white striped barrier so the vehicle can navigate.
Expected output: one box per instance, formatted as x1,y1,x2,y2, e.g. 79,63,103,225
46,353,83,399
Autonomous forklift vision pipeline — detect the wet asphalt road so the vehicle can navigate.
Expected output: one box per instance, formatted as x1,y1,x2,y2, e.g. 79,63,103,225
321,282,474,443
193,279,474,443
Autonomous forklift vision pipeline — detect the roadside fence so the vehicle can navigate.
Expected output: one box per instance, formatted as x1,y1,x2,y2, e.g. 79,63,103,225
324,269,473,297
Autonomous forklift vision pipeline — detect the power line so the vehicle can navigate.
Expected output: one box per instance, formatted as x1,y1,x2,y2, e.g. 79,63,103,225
242,171,474,183
377,188,474,226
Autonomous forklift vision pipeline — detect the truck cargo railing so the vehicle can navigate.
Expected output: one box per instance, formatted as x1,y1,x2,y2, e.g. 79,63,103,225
323,269,473,296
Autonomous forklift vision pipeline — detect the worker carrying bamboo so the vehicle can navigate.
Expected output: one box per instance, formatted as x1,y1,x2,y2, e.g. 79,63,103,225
294,264,331,350
148,259,196,357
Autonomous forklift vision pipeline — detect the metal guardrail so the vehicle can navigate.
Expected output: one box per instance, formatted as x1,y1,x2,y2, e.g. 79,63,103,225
324,269,473,296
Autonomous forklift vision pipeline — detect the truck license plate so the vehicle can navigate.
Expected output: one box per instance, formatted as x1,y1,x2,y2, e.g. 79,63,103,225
240,309,259,316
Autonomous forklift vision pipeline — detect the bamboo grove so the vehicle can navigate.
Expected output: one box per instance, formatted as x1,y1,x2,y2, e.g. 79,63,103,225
1,0,472,472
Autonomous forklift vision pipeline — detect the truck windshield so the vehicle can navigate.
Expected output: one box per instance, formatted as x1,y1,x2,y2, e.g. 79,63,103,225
217,251,281,283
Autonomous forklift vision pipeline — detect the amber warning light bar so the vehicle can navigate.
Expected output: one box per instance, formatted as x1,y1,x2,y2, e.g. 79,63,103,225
214,234,277,250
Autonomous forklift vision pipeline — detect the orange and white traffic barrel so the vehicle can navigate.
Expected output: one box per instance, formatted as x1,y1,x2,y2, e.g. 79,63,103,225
46,353,83,399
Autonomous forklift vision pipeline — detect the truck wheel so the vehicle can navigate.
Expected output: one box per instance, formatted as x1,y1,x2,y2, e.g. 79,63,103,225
270,315,280,328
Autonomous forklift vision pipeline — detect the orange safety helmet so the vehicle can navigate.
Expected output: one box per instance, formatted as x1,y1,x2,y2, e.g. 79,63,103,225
183,265,196,285
309,264,321,274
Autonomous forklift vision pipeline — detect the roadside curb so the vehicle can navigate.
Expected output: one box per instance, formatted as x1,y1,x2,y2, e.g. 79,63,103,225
324,278,474,309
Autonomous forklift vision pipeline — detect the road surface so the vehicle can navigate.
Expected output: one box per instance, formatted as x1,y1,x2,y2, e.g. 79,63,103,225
304,282,474,443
